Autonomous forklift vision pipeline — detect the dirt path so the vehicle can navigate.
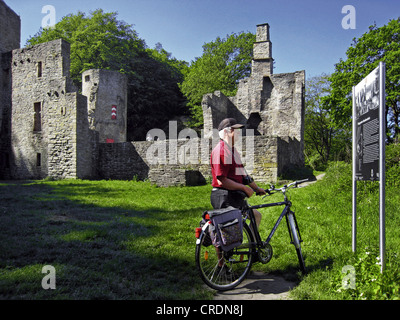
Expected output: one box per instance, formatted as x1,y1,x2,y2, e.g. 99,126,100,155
213,272,297,300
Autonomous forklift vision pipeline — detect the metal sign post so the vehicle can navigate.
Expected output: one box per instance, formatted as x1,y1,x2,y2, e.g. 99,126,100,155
352,86,357,254
379,61,386,272
352,62,386,272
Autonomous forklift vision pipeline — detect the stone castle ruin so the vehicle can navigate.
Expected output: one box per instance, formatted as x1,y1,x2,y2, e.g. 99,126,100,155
0,1,305,186
202,23,305,157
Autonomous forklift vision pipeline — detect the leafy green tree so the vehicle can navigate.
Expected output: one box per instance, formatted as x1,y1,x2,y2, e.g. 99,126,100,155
28,10,145,87
305,74,351,169
323,18,400,142
180,32,256,128
132,43,188,140
28,10,188,140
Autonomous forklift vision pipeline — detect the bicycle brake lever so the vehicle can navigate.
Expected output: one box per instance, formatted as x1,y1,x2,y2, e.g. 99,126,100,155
262,189,272,199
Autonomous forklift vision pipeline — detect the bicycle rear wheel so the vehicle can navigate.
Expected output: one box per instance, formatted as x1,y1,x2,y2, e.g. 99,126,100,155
287,212,306,273
195,222,255,291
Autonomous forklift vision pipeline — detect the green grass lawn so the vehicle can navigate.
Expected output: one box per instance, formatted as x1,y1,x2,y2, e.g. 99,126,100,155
0,161,399,300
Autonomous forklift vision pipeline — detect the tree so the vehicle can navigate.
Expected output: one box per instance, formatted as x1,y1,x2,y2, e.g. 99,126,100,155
28,10,145,87
323,18,400,142
180,32,256,128
131,43,189,140
305,74,351,169
28,10,188,141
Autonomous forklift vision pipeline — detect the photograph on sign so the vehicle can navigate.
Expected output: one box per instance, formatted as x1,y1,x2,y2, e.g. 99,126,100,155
354,66,381,181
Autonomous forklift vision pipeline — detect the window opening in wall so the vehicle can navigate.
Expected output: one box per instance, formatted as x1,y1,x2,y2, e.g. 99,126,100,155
37,61,42,77
85,75,90,82
33,102,42,132
36,153,41,167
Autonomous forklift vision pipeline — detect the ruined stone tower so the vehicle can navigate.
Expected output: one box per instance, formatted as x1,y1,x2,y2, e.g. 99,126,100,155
0,0,20,179
252,23,273,78
82,69,127,143
202,23,305,168
10,39,94,179
0,0,128,180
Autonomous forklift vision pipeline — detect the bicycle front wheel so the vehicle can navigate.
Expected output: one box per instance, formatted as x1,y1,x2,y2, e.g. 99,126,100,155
195,222,255,291
287,212,306,273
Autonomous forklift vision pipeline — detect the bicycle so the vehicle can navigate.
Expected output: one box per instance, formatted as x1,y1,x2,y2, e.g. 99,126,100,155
195,179,309,291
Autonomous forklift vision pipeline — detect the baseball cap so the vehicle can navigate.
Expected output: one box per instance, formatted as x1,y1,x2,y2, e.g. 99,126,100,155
217,118,245,131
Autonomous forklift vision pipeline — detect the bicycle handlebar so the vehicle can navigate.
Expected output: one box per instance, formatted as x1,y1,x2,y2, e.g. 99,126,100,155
263,178,310,197
232,178,309,199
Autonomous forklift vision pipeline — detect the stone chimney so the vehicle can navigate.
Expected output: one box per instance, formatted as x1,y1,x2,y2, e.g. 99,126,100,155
252,23,273,77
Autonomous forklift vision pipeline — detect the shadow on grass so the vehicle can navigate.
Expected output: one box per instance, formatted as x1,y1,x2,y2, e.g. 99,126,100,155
0,181,212,300
278,166,316,183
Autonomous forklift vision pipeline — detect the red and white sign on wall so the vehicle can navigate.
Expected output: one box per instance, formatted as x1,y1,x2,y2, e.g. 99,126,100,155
111,105,117,120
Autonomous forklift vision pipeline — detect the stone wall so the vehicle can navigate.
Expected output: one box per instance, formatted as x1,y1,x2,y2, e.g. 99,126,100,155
82,69,128,143
98,139,209,186
10,39,96,179
0,51,12,179
0,0,20,53
202,23,305,168
98,141,150,181
97,135,302,187
0,0,20,179
5,32,130,180
254,71,305,143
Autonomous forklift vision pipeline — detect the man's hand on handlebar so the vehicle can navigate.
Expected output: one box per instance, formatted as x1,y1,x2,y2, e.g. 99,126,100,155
255,187,266,196
242,185,255,198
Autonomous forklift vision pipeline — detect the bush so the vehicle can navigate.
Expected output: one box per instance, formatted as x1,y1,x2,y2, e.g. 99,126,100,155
331,248,400,300
321,143,400,194
386,143,400,188
321,161,352,195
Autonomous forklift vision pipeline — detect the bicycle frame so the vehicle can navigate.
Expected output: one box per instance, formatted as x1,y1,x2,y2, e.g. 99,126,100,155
244,199,302,248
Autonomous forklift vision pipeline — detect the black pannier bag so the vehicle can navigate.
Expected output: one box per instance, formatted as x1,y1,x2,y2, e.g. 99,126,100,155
207,206,243,251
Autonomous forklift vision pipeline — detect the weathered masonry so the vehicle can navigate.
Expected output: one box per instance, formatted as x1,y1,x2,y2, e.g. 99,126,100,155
0,0,128,180
1,0,305,186
202,23,305,170
83,69,128,143
98,135,302,187
0,0,21,179
11,40,88,179
8,39,127,179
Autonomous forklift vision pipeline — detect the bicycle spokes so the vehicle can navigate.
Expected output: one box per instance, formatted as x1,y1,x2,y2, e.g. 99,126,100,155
196,223,255,291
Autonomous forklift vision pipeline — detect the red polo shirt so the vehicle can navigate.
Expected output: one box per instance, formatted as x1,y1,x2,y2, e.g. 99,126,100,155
210,140,245,187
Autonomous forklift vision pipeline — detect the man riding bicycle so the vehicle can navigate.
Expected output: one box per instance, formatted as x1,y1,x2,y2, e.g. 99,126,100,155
210,118,266,231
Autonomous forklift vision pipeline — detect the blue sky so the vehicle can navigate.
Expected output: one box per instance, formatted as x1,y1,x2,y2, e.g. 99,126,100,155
8,0,400,78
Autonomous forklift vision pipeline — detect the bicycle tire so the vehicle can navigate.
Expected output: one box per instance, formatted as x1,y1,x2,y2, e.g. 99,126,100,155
195,222,255,291
287,212,306,273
